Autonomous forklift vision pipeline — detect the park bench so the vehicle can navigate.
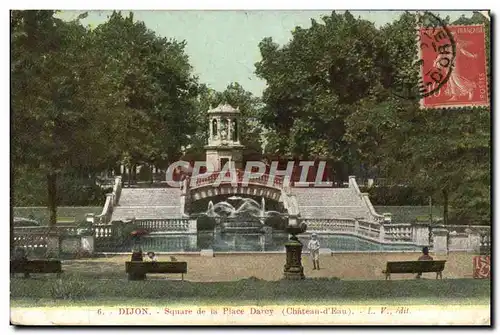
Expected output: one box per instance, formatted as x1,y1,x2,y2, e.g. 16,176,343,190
125,261,187,281
10,260,62,278
382,260,446,280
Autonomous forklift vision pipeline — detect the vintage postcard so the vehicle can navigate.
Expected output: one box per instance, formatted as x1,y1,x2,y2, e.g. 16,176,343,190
10,9,491,326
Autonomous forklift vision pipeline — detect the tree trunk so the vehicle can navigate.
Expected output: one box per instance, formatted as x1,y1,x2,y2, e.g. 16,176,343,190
442,188,449,226
47,172,58,227
127,166,131,187
10,167,15,257
132,164,137,184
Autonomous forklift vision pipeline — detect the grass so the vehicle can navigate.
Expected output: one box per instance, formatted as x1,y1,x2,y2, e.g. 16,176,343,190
374,206,443,223
13,207,102,225
10,276,490,307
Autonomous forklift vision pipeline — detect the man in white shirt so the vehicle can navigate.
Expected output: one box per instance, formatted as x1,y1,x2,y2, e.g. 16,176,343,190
308,233,321,270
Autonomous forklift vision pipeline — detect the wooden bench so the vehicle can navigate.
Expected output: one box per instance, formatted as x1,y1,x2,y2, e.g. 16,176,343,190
382,260,446,280
10,260,62,278
125,261,187,281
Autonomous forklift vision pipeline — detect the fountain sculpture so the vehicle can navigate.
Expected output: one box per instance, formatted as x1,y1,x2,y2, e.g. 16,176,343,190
202,197,283,233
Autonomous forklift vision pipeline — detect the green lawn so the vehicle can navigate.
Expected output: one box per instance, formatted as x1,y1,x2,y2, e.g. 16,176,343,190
374,206,443,223
13,207,102,225
10,277,490,307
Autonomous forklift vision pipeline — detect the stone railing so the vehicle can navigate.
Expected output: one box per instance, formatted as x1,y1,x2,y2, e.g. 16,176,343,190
93,223,115,239
383,223,414,243
432,224,491,253
303,218,385,243
13,228,49,252
14,225,80,236
192,171,284,189
349,176,384,223
13,224,84,254
135,218,194,233
96,176,122,224
358,219,381,240
304,218,357,234
361,193,385,223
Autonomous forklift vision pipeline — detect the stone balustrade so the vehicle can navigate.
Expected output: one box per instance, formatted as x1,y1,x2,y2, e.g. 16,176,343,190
96,176,122,224
192,171,284,189
135,218,191,232
304,218,357,234
382,223,414,243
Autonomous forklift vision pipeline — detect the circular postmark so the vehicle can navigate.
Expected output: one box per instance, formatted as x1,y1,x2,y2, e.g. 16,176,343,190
392,11,457,100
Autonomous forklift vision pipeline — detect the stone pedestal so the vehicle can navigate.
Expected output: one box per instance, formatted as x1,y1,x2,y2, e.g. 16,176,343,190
413,223,430,246
283,237,305,280
46,232,61,258
466,228,481,253
200,249,214,257
432,228,449,254
188,219,198,234
283,223,306,280
81,236,94,254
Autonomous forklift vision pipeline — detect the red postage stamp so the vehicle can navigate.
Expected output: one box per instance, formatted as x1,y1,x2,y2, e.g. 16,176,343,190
419,25,489,109
473,255,491,279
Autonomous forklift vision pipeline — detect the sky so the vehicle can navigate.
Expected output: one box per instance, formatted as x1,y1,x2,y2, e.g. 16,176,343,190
58,10,476,97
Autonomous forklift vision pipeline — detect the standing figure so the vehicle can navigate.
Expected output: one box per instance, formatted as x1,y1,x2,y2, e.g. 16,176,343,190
308,233,321,270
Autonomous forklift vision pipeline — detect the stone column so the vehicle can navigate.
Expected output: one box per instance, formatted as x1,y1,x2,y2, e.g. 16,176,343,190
46,231,61,258
432,228,449,254
188,219,197,234
209,118,213,141
227,118,232,141
379,224,385,242
413,223,430,246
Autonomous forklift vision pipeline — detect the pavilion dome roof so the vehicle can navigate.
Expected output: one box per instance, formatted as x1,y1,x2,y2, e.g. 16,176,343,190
207,103,240,114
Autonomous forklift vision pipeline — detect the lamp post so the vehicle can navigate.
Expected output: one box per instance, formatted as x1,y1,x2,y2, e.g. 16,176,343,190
283,218,307,280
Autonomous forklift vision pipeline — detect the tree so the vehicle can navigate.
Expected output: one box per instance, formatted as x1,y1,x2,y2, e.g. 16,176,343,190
255,11,385,180
91,11,200,174
11,10,129,226
344,12,491,224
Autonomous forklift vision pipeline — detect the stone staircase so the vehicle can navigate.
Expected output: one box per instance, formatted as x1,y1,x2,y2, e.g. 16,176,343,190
111,188,183,221
109,177,380,222
292,187,373,220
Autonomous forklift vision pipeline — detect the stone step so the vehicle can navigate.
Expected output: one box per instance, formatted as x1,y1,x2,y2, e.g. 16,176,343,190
293,188,371,220
112,206,182,221
112,188,183,221
119,188,182,207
